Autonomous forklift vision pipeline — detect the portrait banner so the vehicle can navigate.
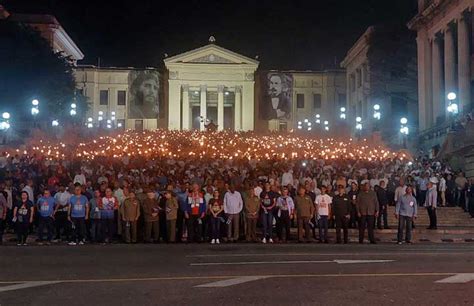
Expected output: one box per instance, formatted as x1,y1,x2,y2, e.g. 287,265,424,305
128,70,160,119
260,72,293,120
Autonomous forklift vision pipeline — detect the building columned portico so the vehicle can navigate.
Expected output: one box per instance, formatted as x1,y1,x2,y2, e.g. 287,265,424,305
164,39,259,131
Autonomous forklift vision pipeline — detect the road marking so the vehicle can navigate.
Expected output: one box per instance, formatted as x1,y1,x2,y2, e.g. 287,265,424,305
190,259,394,266
188,251,474,258
333,260,394,264
0,281,61,293
0,272,462,285
435,273,474,283
195,276,269,288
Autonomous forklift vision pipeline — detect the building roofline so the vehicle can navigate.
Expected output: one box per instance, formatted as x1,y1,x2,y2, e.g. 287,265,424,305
340,26,375,68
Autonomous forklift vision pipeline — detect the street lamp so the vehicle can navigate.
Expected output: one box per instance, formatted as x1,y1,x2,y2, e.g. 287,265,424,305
51,120,59,127
447,92,458,115
355,116,362,131
2,112,10,120
324,120,329,131
315,114,321,124
373,104,381,120
400,117,409,148
340,107,346,119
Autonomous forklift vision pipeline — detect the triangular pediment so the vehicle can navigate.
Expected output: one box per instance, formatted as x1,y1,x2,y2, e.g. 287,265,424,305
164,44,259,66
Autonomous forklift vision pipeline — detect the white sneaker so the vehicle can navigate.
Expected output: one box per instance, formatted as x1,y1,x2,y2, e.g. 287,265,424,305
262,238,267,244
211,239,216,244
216,239,220,244
68,241,77,246
269,238,274,244
79,241,84,245
17,243,22,246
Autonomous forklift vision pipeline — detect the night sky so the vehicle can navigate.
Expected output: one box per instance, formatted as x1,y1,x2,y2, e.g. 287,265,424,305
2,0,418,70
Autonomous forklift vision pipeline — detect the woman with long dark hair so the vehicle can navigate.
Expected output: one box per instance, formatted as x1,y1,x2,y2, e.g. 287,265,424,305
13,191,34,246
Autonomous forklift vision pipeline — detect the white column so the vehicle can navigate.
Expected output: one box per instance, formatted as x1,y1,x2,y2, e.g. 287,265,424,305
242,82,255,131
199,85,207,131
167,80,181,130
444,26,456,110
234,86,242,131
182,84,190,130
458,14,471,113
416,31,433,131
217,85,224,131
432,36,443,124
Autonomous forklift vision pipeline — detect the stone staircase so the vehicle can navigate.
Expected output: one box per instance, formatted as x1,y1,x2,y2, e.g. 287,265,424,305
386,206,474,228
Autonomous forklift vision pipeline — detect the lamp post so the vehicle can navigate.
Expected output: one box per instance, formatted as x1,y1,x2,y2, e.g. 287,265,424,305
373,104,381,131
324,120,329,131
447,92,459,116
355,116,362,139
31,99,39,128
400,117,409,148
0,112,10,144
70,103,77,116
339,107,346,120
315,114,321,124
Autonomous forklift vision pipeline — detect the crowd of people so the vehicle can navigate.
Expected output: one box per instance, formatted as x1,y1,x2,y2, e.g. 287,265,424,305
0,130,472,247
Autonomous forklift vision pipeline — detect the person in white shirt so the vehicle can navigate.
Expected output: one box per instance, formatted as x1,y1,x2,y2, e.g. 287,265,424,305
281,169,294,187
223,185,243,242
315,186,332,243
276,188,295,242
22,180,34,203
394,179,407,203
73,170,86,186
53,184,71,241
253,181,263,198
439,175,447,207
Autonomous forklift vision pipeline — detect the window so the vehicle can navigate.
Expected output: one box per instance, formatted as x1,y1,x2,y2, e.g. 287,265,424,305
338,94,346,108
100,90,109,105
117,90,126,106
313,94,322,109
297,93,305,109
350,74,355,92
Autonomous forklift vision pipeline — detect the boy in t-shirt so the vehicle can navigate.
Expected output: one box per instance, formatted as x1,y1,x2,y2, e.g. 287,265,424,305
315,186,332,243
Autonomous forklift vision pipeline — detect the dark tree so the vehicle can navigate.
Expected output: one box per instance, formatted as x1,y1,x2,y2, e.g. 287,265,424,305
0,18,88,126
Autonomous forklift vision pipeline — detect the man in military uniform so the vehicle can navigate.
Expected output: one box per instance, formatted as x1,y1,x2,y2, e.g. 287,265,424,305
356,181,379,244
295,186,315,243
332,185,351,244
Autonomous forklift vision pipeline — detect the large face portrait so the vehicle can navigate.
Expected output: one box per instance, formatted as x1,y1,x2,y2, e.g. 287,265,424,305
129,70,160,119
269,74,283,97
260,72,293,120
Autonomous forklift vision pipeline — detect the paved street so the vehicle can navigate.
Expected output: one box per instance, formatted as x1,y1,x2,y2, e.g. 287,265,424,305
0,243,474,305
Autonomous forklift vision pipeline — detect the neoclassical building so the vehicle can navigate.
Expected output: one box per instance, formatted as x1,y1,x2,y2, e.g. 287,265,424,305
164,39,259,131
408,0,474,132
341,25,417,143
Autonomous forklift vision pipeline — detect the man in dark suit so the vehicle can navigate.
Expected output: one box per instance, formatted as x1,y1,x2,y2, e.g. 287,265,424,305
261,73,291,120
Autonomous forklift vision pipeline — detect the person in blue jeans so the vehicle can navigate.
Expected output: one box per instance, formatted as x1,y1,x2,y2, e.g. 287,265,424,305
260,191,276,243
68,185,89,246
315,186,332,243
13,191,34,246
36,190,56,245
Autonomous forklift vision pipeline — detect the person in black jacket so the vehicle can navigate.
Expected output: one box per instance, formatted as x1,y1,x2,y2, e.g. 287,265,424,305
375,180,390,229
333,185,351,244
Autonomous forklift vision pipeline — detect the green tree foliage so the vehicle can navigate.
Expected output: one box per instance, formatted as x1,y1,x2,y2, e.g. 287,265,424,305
0,19,88,124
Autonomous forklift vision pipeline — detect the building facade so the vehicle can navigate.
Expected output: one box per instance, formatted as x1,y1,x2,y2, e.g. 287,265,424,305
341,25,418,143
164,41,259,131
1,7,84,63
257,70,346,132
408,0,474,135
